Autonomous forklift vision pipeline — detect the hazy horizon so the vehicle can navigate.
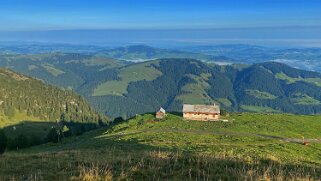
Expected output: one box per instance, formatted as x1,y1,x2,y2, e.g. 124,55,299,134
1,0,321,47
1,26,321,48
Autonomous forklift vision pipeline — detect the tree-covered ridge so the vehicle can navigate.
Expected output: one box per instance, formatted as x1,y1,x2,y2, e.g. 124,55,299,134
0,68,107,126
2,51,321,119
96,45,231,62
89,60,321,119
0,52,127,90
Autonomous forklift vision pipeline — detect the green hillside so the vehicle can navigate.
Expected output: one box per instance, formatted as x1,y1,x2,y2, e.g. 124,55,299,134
0,53,128,90
89,59,321,119
93,61,162,96
0,68,107,149
1,113,321,180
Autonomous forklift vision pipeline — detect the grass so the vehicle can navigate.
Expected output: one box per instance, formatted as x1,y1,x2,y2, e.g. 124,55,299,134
41,63,65,77
2,113,321,180
27,65,38,71
93,61,162,96
245,89,278,99
176,73,214,104
290,93,321,105
83,57,126,71
275,72,321,87
0,111,42,128
0,110,53,140
240,105,281,113
3,121,54,140
216,98,233,107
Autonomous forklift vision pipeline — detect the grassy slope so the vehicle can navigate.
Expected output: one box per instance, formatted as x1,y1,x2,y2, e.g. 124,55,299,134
176,73,213,104
93,61,162,96
240,105,282,113
290,93,321,105
0,111,54,140
1,113,321,180
0,111,41,128
40,63,65,77
245,89,278,99
275,72,321,87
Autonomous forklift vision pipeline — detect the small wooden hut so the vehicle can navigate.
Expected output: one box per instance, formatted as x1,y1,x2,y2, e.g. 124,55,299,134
156,107,166,119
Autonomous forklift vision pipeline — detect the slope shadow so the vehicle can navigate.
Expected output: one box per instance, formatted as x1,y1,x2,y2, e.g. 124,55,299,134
2,120,101,150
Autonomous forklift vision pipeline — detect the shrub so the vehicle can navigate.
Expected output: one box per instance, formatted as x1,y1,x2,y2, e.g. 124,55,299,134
46,127,60,143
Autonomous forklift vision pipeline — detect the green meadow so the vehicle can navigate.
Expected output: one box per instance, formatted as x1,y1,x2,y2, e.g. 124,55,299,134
1,113,321,180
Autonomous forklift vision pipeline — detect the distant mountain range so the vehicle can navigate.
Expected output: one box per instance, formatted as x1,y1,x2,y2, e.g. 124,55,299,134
0,43,107,54
2,43,321,72
1,51,321,119
96,45,232,63
179,44,321,72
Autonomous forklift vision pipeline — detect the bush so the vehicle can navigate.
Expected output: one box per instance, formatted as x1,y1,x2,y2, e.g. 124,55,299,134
62,125,71,137
0,129,7,154
46,127,60,143
220,109,228,116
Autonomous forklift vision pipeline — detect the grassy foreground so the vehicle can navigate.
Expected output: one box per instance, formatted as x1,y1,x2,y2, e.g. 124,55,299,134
1,113,321,180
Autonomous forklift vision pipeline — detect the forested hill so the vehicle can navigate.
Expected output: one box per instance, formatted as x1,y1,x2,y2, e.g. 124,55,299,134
2,52,321,119
87,59,321,119
0,68,107,127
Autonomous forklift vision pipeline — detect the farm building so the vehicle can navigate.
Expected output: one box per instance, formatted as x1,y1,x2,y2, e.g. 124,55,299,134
156,107,166,119
183,104,220,121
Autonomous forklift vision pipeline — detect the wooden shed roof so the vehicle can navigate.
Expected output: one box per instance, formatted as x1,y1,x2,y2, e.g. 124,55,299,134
183,104,220,114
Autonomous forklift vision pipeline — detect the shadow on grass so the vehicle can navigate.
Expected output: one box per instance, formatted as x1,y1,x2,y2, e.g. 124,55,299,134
2,120,101,151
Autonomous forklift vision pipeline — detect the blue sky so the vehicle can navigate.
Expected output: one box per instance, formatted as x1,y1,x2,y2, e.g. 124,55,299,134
1,0,320,30
0,0,320,46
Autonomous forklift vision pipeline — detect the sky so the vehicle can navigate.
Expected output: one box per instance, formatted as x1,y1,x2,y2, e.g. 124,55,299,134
0,0,320,47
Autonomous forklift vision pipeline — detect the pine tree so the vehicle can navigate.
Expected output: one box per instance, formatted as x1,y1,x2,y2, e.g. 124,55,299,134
46,128,60,143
